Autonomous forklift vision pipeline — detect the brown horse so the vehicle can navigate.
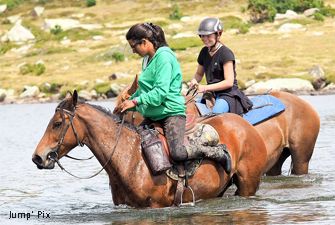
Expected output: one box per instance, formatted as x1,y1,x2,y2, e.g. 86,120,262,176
113,75,320,176
32,91,267,208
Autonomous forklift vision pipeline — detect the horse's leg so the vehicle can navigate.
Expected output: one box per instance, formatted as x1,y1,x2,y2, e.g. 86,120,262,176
234,164,262,196
273,92,320,175
266,147,290,176
290,140,316,175
234,175,261,196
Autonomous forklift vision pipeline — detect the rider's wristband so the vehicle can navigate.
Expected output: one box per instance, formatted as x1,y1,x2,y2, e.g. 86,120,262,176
132,99,138,106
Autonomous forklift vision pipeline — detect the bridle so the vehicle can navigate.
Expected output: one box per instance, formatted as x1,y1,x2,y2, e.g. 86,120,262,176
48,105,125,179
48,107,84,161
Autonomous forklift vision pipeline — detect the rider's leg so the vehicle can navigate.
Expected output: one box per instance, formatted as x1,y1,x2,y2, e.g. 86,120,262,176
212,98,229,114
163,115,188,162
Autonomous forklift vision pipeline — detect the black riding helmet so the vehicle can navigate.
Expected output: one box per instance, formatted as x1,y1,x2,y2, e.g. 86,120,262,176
197,17,223,36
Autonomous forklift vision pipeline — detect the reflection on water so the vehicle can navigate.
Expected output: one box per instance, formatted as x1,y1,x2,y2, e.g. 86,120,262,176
0,95,335,224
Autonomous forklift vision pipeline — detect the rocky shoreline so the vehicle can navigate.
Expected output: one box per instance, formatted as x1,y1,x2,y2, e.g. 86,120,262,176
1,77,334,105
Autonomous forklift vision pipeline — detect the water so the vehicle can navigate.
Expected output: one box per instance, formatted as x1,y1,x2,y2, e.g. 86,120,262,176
0,95,334,225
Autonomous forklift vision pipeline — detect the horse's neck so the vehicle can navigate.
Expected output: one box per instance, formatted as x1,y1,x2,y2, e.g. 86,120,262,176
77,105,143,177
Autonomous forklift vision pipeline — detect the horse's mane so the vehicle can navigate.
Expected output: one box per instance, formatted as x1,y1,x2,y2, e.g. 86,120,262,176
87,103,138,132
57,98,137,132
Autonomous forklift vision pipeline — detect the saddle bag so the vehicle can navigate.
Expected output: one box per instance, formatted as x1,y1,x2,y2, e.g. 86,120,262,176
140,128,171,175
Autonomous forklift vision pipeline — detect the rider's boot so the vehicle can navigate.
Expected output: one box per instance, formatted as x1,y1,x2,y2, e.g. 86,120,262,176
189,124,220,146
185,143,232,174
185,124,231,174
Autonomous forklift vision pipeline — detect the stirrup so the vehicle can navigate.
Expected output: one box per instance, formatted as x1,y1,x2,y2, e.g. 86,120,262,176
180,185,195,207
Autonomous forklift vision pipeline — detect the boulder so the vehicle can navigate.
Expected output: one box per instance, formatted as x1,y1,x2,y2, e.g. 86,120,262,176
43,18,81,31
7,15,21,24
304,8,320,17
245,78,314,94
321,83,335,94
20,86,40,98
278,23,305,33
79,24,103,30
1,21,35,43
0,4,6,14
275,10,300,20
10,44,33,55
78,90,92,101
31,6,45,18
110,83,124,96
0,89,6,102
309,65,326,90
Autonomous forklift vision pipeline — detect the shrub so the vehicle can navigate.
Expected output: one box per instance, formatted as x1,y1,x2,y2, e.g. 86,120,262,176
112,52,125,62
50,25,63,35
248,0,277,23
86,0,96,7
314,12,324,21
221,16,250,34
169,37,202,51
248,0,333,23
39,82,61,94
169,4,182,20
94,82,111,95
96,50,125,62
20,63,46,76
1,0,24,10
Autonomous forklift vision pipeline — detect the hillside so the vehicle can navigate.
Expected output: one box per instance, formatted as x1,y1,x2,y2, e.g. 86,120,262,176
1,0,335,102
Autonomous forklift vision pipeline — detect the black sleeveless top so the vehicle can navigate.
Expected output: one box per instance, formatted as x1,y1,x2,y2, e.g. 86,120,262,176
197,45,238,90
197,45,252,114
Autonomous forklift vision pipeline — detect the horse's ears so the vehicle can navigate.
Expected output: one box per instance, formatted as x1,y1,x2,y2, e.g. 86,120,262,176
65,91,72,98
73,90,78,107
128,74,138,95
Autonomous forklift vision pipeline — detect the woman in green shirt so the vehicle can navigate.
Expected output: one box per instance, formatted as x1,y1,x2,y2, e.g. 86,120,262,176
120,22,188,163
120,23,231,173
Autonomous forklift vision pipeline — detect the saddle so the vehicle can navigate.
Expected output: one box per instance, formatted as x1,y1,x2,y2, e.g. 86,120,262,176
146,122,211,206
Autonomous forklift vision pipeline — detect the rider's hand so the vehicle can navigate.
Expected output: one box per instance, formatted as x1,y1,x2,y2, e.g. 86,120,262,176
197,84,207,93
120,100,136,113
189,78,199,89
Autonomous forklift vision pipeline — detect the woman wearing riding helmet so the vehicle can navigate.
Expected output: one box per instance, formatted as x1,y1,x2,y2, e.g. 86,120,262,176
190,17,253,115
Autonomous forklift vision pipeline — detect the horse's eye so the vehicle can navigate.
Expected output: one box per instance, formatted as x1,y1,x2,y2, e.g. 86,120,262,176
53,121,62,129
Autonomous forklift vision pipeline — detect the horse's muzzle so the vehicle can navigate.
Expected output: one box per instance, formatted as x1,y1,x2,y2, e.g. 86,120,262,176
32,154,55,169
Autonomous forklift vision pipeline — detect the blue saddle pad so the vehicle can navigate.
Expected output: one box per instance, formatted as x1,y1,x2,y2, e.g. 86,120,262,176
195,95,285,125
243,95,285,125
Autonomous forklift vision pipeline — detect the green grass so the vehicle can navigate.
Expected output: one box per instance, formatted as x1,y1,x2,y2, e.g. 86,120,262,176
221,16,251,34
169,37,202,51
0,42,17,55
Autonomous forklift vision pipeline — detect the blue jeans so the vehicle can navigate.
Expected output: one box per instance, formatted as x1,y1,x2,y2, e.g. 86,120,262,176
212,98,229,114
197,97,229,115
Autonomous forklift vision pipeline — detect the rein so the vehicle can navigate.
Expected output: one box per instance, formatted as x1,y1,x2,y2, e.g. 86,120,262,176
49,106,125,179
185,86,199,105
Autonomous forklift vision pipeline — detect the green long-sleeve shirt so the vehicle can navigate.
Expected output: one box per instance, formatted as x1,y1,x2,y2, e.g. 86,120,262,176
130,46,186,121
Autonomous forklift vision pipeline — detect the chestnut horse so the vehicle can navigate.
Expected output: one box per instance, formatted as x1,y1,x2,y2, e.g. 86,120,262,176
32,91,267,208
113,75,320,176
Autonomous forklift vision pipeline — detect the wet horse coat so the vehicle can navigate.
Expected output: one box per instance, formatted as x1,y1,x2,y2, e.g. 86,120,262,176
32,91,267,208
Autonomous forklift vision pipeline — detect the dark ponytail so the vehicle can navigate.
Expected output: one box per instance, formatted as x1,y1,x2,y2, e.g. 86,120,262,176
126,23,168,50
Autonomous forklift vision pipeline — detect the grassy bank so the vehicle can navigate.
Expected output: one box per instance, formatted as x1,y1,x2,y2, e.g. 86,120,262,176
1,0,335,96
